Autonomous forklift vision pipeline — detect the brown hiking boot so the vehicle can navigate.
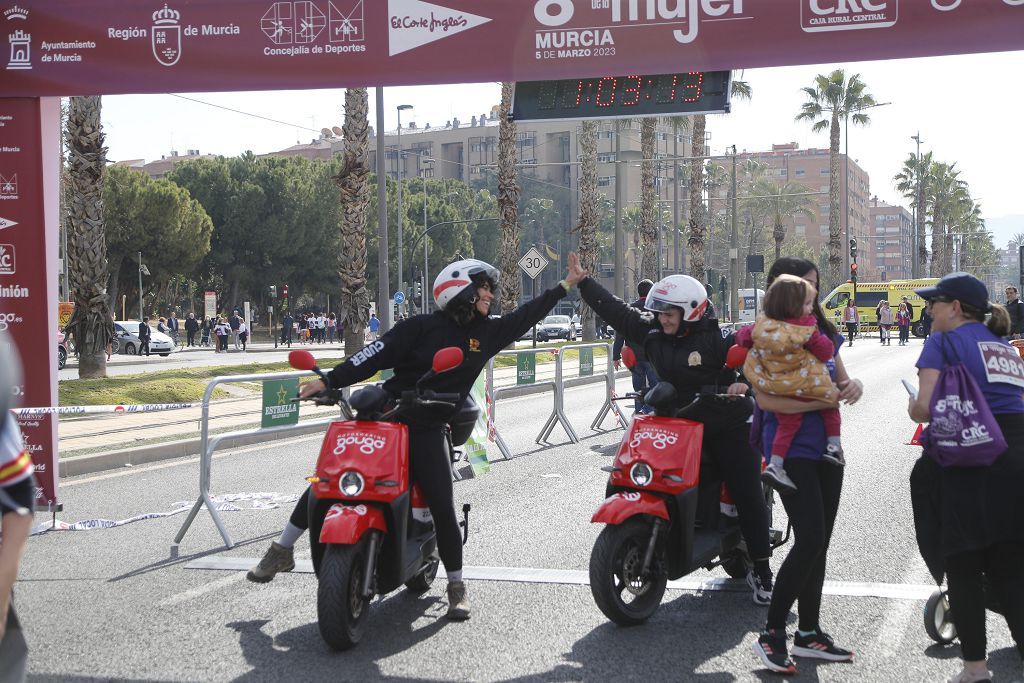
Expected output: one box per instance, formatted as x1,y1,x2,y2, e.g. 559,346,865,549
446,580,470,621
246,542,295,583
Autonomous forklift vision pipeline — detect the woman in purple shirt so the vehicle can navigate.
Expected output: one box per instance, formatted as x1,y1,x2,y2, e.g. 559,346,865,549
751,258,864,675
908,272,1024,683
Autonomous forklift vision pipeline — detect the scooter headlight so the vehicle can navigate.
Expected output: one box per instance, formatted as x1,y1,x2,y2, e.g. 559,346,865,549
630,462,653,487
339,471,365,497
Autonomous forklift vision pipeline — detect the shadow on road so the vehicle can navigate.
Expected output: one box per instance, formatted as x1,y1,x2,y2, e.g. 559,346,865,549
226,591,453,681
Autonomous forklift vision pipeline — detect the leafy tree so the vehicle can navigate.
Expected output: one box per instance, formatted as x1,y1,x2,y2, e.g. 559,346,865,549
796,69,876,289
894,150,933,276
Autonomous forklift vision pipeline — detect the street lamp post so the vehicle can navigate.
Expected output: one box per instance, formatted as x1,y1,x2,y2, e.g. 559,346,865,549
137,251,150,322
409,217,499,314
911,132,924,278
396,104,413,310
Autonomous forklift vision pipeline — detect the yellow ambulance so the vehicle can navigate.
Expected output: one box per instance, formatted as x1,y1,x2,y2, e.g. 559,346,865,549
820,278,938,338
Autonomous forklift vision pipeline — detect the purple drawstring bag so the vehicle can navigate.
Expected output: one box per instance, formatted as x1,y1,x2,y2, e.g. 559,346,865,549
921,359,1007,468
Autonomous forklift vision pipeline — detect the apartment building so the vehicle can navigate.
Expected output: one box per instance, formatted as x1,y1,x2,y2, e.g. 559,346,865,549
868,199,914,281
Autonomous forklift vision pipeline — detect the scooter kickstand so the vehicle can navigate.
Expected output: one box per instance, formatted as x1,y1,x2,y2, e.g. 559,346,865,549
460,503,471,544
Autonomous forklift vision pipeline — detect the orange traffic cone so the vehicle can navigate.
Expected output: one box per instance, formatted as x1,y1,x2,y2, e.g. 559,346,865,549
906,423,924,446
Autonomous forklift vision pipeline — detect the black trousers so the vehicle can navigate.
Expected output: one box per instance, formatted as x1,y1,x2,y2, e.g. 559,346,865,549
766,458,844,632
946,541,1024,661
289,423,463,572
187,331,196,346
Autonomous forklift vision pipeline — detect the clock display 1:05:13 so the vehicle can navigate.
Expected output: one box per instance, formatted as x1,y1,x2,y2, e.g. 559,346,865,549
537,72,705,110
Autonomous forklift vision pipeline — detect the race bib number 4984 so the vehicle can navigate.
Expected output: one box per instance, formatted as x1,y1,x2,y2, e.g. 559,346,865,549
978,341,1024,388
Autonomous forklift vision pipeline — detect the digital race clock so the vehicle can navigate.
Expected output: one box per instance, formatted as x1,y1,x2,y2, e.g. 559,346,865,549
512,71,731,123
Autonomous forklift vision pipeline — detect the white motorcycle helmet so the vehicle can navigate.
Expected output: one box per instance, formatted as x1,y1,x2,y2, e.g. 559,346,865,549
644,274,710,322
432,258,500,311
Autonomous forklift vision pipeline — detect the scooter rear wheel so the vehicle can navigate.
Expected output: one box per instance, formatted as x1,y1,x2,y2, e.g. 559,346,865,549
318,540,370,650
590,517,667,626
404,558,440,594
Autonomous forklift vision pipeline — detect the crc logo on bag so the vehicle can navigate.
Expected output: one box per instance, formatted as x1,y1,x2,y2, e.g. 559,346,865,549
629,427,678,450
801,0,898,32
333,432,386,456
931,394,993,447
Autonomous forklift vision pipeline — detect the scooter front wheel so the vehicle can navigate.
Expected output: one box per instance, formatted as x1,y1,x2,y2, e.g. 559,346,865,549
589,517,667,626
318,539,371,650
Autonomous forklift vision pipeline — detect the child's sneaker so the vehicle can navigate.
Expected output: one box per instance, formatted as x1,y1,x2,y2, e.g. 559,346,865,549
746,570,773,606
822,443,845,467
762,462,797,495
753,628,796,674
792,629,854,662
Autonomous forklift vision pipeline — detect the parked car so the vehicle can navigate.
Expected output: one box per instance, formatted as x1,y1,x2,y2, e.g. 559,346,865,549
518,324,541,341
57,331,69,369
113,320,174,356
539,314,576,341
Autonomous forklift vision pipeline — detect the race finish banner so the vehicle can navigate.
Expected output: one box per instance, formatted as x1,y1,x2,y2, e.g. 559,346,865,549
0,99,61,509
1,1,1022,97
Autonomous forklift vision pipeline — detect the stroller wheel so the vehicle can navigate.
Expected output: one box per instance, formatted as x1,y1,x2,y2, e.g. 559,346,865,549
924,589,957,645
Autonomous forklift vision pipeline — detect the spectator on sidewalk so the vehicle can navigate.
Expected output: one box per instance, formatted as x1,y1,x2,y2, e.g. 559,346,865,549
168,312,179,346
138,318,152,357
368,313,380,341
327,313,337,343
229,310,241,349
215,318,230,352
1005,286,1024,339
281,312,293,347
184,313,198,347
238,320,248,352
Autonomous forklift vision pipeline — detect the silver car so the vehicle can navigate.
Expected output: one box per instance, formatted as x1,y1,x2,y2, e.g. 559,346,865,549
539,315,576,341
113,320,174,356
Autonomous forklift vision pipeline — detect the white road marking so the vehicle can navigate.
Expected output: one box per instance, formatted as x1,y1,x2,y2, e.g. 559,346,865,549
158,571,247,607
186,558,938,601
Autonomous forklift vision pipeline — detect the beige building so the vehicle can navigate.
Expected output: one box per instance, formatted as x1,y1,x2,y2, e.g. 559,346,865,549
868,199,914,281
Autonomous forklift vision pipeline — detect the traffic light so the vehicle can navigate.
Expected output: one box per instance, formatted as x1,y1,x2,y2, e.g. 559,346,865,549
850,262,858,283
413,280,422,301
849,238,858,261
282,284,289,298
269,285,277,299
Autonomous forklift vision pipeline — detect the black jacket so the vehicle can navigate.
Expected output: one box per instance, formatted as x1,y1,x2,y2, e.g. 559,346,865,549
184,317,199,333
325,285,567,424
579,278,744,422
1008,299,1024,335
612,298,650,364
138,322,151,340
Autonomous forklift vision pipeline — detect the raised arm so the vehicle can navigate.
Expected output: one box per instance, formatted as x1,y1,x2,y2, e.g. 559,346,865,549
576,276,657,347
324,317,421,390
486,284,568,351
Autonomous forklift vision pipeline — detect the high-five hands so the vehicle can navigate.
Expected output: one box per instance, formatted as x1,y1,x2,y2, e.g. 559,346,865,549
566,252,589,287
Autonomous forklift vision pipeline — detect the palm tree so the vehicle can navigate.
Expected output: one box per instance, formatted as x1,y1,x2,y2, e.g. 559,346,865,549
334,88,371,355
497,82,521,314
575,120,600,340
689,77,752,283
951,199,987,271
926,161,967,275
795,69,876,288
64,96,113,379
638,117,658,279
747,179,815,260
894,150,933,277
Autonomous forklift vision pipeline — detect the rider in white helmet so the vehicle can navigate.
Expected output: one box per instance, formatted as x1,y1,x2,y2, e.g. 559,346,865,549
252,256,587,621
568,253,775,608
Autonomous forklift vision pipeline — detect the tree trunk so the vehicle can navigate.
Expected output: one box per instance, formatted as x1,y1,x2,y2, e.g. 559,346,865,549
497,82,522,315
335,88,372,356
930,208,944,278
65,96,113,379
687,115,707,282
575,121,599,341
826,111,842,289
774,218,785,261
638,118,658,280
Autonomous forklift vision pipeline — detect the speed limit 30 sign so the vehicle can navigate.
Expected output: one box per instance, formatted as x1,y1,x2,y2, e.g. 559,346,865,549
518,246,549,280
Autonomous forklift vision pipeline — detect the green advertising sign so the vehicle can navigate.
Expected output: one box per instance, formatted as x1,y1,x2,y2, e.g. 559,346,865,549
516,353,536,385
579,347,594,377
261,378,300,429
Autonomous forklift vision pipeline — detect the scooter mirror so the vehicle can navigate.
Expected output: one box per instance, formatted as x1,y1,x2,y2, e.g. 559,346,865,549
288,349,317,371
725,344,748,370
432,347,464,374
621,346,637,370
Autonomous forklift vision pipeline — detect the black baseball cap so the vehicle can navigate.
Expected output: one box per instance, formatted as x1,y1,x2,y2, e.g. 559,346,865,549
915,272,990,311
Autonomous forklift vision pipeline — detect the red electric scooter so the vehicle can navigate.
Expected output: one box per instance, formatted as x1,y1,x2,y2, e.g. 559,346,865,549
288,348,477,651
589,345,786,625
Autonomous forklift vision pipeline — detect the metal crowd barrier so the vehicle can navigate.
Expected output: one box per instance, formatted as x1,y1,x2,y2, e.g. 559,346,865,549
173,370,347,549
484,343,626,460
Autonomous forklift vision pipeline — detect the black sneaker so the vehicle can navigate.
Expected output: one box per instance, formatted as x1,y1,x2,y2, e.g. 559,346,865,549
792,629,854,662
746,570,773,606
753,628,796,674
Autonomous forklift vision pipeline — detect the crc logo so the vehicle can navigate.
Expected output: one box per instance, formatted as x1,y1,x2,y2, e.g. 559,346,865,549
0,312,23,332
326,503,368,521
801,0,898,32
333,432,386,456
0,244,13,275
629,428,678,450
